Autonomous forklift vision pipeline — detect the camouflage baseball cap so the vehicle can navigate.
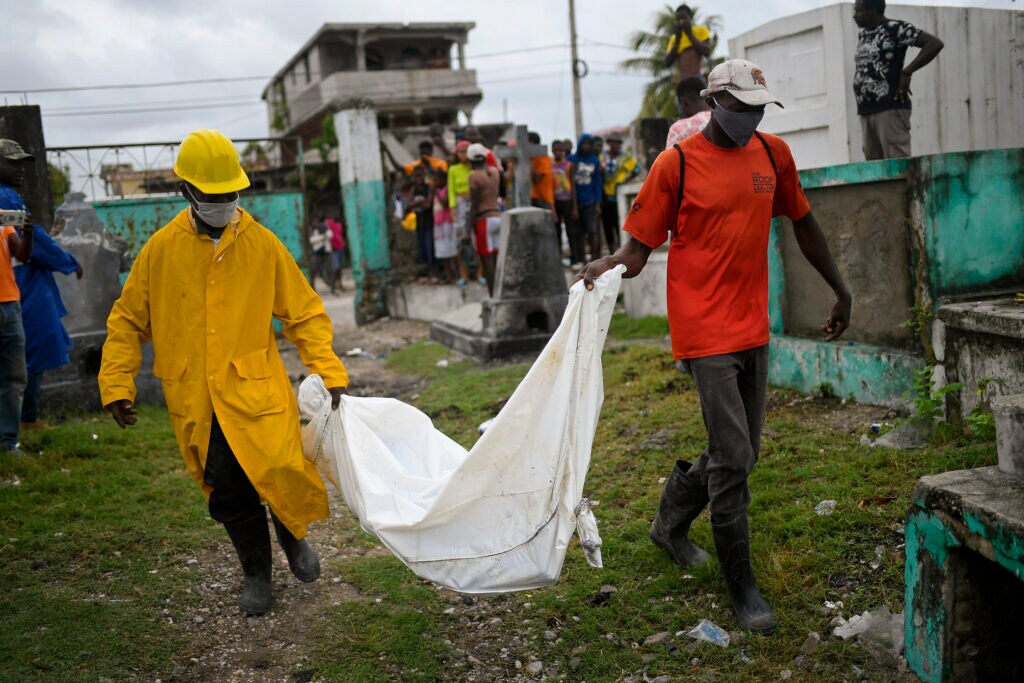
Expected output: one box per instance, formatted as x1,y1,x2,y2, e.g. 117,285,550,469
0,139,34,161
701,59,783,108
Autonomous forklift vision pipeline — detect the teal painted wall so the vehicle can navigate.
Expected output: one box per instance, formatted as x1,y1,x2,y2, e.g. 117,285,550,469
92,192,306,265
799,157,909,190
918,149,1024,297
340,178,391,324
769,335,919,405
91,192,306,332
340,179,390,277
766,148,1023,407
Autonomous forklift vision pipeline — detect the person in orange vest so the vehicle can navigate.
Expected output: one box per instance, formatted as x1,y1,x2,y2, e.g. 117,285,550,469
98,129,348,615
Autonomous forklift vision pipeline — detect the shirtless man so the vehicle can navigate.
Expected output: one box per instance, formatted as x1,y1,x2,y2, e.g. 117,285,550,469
663,4,713,81
466,143,501,296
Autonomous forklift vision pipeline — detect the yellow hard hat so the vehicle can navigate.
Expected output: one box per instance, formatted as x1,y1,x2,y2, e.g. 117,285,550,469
173,129,250,194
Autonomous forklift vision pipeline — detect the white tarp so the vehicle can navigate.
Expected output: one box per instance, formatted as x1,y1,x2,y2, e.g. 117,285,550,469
297,266,624,593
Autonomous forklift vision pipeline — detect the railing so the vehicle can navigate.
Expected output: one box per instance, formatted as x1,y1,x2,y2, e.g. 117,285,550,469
46,137,306,202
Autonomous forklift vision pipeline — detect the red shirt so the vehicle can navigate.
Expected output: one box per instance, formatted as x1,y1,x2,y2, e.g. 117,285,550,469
326,219,345,250
623,131,810,359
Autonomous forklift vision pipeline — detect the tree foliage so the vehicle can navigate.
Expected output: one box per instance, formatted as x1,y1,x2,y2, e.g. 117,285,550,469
619,4,724,119
311,112,339,163
49,162,71,208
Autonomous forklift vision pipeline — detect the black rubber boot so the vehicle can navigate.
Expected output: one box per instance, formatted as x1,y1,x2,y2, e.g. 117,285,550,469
649,460,711,568
711,512,777,634
270,510,321,583
223,508,273,615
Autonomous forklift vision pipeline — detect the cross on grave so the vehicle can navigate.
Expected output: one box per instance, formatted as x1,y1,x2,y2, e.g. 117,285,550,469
492,124,548,209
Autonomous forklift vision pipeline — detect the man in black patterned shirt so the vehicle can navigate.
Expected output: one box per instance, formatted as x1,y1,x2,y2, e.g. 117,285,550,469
853,0,943,160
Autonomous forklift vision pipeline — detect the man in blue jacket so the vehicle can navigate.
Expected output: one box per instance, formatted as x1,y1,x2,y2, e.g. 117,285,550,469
0,139,83,431
568,133,603,266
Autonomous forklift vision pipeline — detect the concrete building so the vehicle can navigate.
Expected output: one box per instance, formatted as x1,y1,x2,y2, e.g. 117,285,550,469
729,3,1024,169
261,23,482,158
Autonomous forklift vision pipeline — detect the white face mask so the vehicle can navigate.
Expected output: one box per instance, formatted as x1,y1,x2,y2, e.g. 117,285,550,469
186,187,238,228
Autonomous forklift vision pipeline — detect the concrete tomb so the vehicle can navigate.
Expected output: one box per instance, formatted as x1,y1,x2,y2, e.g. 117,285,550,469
430,207,568,360
43,192,162,410
905,467,1024,683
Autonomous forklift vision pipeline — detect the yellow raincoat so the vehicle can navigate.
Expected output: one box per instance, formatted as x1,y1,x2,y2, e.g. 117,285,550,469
98,208,347,539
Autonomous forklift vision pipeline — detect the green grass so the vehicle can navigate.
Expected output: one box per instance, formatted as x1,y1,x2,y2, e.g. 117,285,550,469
0,337,999,682
607,312,670,341
0,407,216,682
314,340,997,682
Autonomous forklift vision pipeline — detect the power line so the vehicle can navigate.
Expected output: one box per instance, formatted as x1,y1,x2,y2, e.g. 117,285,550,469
581,39,636,51
467,44,570,59
44,93,258,114
1,75,272,95
6,44,576,96
44,101,265,118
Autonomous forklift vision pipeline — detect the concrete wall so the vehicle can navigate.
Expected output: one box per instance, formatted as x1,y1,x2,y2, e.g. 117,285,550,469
730,4,1024,169
0,105,54,230
276,68,481,137
937,299,1024,417
335,104,391,324
91,192,306,266
622,147,1024,407
776,178,917,350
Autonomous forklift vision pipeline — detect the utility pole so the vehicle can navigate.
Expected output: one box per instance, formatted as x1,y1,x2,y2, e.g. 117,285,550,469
569,0,584,139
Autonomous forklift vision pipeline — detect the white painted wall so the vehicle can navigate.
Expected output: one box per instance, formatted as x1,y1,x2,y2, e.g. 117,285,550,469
730,3,1024,169
333,105,383,185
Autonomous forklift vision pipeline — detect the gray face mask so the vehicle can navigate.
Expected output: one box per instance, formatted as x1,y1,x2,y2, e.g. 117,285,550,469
186,187,238,228
712,100,765,147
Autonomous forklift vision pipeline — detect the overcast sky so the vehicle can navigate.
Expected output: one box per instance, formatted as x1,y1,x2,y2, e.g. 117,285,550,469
3,0,1017,155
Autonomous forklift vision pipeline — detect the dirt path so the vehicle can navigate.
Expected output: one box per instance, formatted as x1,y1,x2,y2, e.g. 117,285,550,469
159,288,432,682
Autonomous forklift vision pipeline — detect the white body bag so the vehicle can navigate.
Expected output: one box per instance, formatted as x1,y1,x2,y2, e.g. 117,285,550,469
297,266,624,593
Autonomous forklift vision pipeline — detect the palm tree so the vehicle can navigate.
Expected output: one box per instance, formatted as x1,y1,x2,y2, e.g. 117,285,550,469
620,4,724,119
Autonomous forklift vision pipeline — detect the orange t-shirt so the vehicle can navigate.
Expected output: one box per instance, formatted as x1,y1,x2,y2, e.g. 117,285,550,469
0,226,20,302
403,156,449,176
623,131,810,360
530,156,555,206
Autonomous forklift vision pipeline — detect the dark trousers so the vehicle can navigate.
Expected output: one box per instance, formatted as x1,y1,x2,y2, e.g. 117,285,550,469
21,371,42,423
416,213,436,266
600,198,620,253
678,345,768,524
311,251,335,292
203,413,262,526
554,199,573,256
568,202,597,264
0,301,26,450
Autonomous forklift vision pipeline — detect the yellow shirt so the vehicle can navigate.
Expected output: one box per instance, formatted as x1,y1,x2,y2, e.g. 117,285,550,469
666,25,711,54
99,208,347,538
447,163,471,208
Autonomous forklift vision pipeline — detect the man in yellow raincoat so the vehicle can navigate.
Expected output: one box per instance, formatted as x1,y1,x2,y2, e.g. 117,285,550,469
98,129,348,615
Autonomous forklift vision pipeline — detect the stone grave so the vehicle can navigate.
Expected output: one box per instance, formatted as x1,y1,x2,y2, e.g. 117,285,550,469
430,207,568,360
905,465,1024,682
42,192,163,410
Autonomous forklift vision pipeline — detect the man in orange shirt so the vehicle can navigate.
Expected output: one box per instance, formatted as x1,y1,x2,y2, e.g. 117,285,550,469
402,140,448,177
528,132,555,212
576,60,851,634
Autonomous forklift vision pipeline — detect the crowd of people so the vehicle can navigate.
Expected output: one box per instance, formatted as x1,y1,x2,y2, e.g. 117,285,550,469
389,123,643,296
